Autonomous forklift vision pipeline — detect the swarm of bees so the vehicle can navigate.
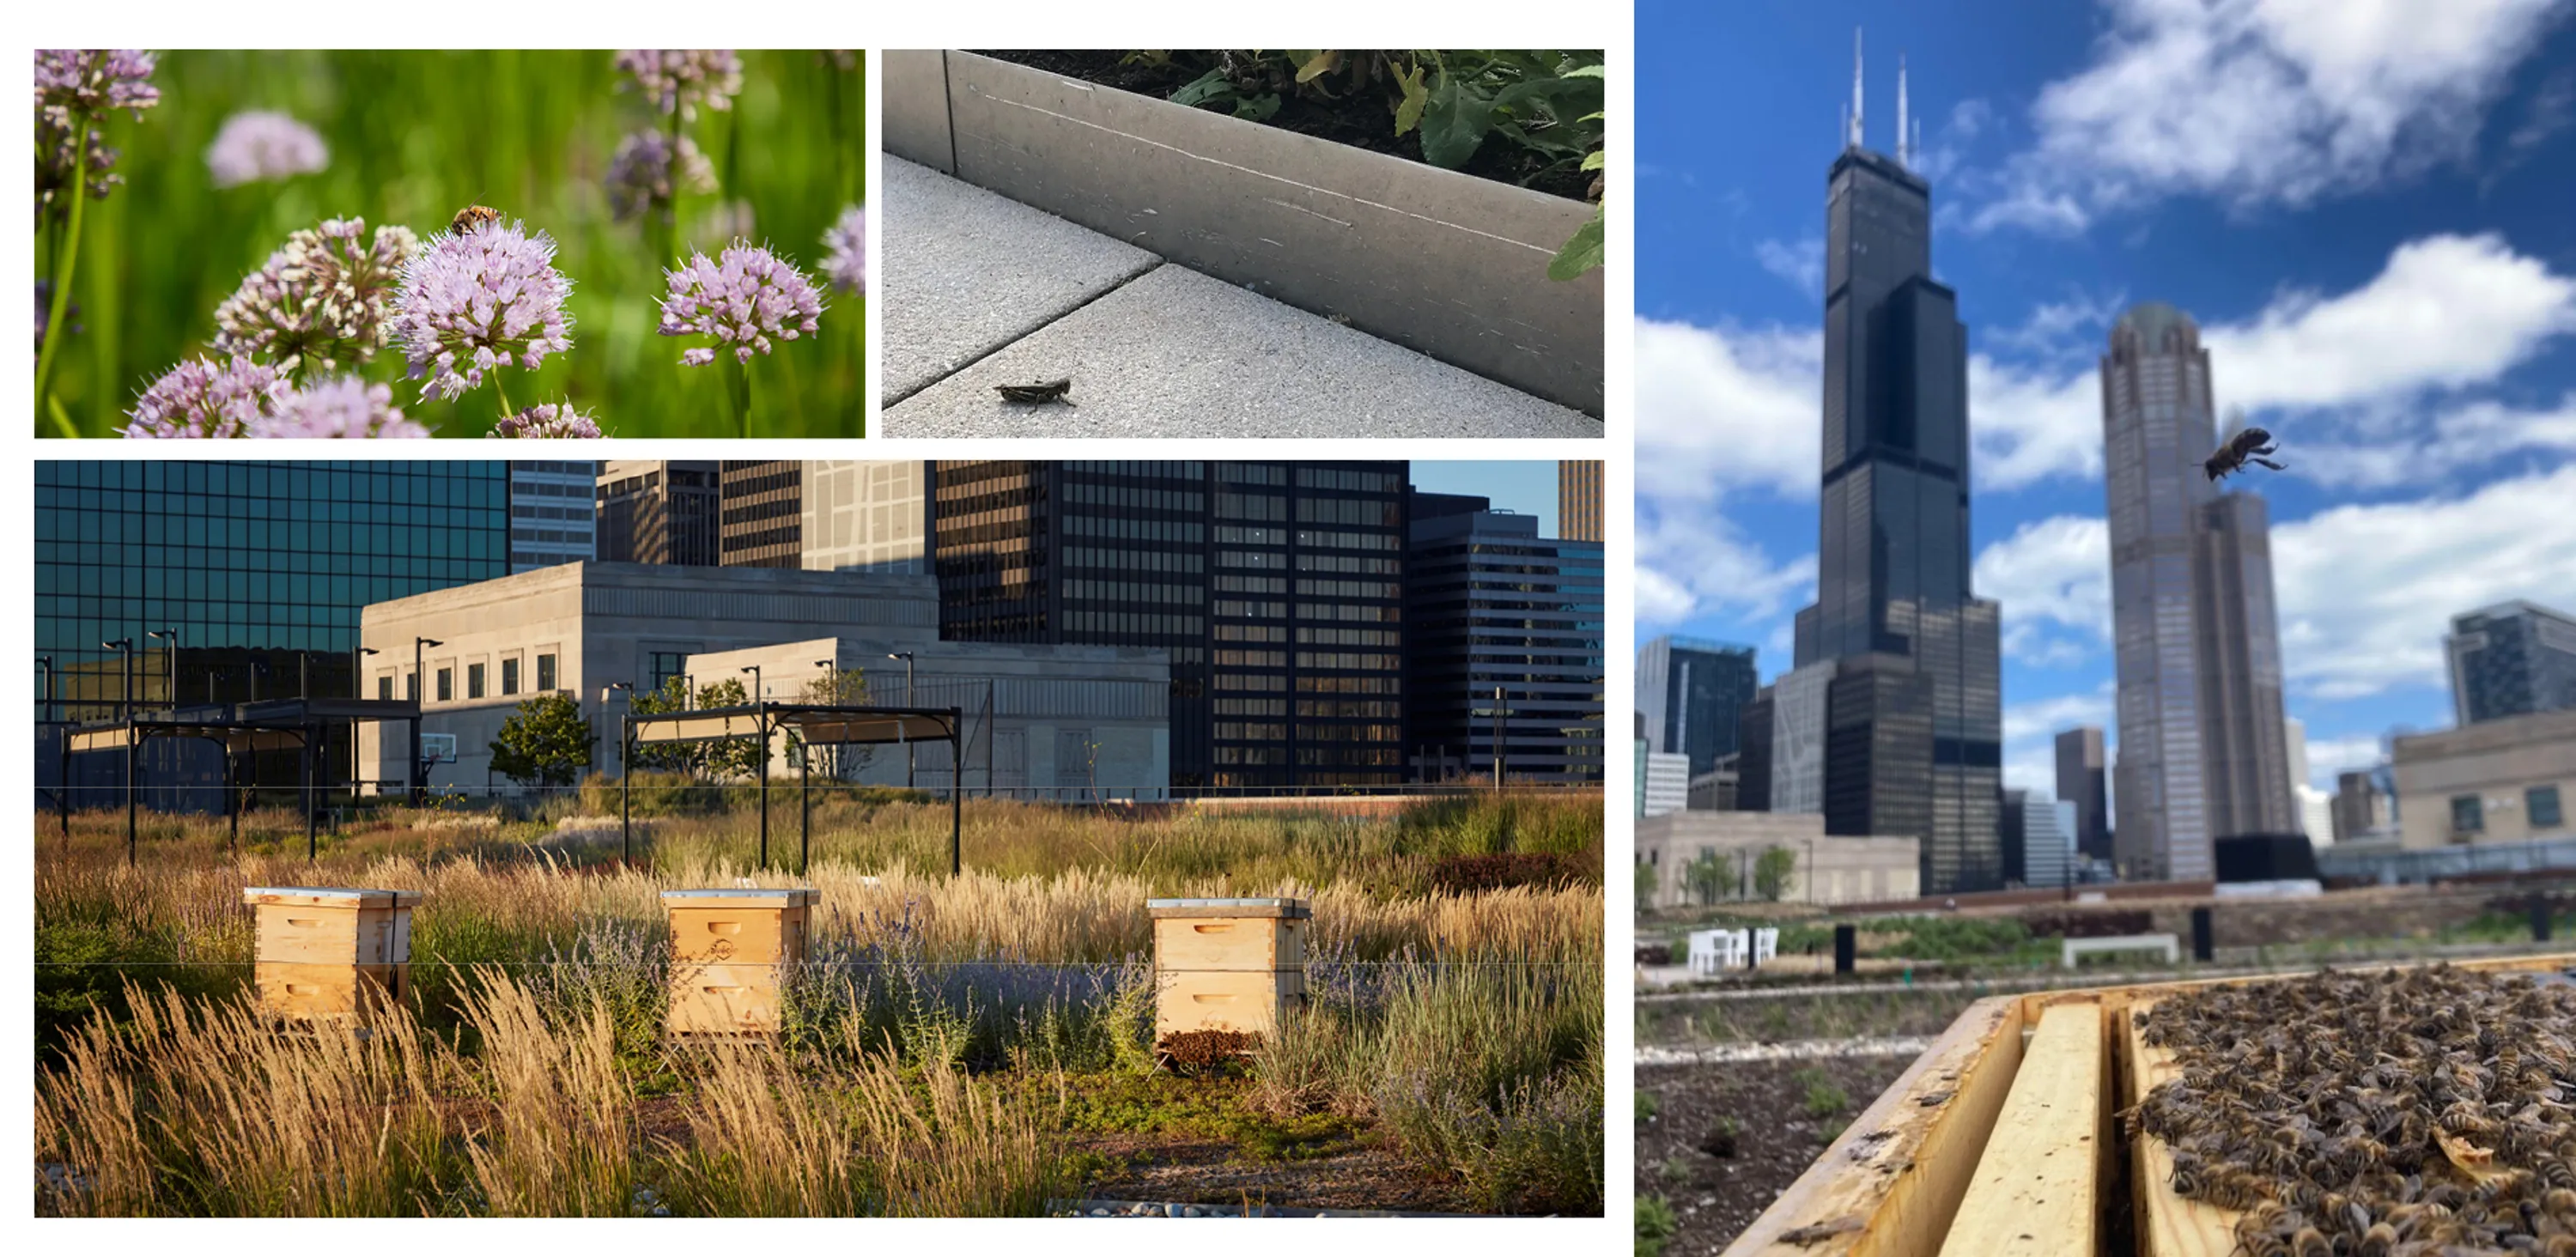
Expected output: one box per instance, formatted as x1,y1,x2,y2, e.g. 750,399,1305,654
2129,966,2576,1257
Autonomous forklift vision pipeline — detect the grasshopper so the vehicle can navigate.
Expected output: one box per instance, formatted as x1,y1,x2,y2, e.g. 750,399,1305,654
994,378,1075,405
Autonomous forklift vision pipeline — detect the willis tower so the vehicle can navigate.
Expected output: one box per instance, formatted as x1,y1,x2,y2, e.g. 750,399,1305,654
1790,33,2004,893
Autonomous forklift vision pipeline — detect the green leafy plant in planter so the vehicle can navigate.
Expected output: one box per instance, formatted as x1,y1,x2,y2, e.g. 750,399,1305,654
1129,50,1606,279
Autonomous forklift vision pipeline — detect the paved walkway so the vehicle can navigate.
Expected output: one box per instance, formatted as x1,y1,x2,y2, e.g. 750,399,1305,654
879,157,1599,438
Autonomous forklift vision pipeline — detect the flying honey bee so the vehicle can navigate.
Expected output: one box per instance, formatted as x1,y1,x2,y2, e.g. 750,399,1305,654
450,204,503,234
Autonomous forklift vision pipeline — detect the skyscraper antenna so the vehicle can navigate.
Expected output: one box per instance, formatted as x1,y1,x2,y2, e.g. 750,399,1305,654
1850,27,1865,149
1897,54,1911,167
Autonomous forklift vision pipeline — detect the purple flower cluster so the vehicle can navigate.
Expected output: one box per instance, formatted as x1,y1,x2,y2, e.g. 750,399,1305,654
390,216,575,402
212,216,420,372
495,403,603,439
657,240,825,367
34,51,159,226
120,355,285,439
613,50,741,119
124,357,428,439
259,375,429,438
821,204,868,294
205,110,328,188
605,130,715,221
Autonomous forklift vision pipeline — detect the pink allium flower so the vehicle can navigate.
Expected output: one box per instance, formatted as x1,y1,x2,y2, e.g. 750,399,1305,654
213,216,419,372
614,50,741,119
821,204,867,294
205,110,329,187
605,130,715,221
391,216,575,402
257,375,428,438
495,403,603,439
35,51,156,226
121,355,284,439
657,240,826,366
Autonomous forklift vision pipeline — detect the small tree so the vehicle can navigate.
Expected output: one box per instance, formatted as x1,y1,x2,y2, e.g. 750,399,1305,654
1636,859,1661,913
1753,845,1799,902
790,667,872,780
1685,852,1726,907
488,692,593,791
629,675,765,780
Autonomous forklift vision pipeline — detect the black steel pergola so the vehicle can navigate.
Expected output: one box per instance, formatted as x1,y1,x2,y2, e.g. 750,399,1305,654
58,696,422,865
619,701,965,876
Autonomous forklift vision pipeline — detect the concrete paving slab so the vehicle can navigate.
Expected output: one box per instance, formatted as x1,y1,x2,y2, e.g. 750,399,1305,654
882,264,1601,439
881,155,1160,403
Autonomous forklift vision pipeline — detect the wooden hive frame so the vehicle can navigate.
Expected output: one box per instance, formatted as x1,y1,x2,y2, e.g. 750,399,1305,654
1721,952,2576,1257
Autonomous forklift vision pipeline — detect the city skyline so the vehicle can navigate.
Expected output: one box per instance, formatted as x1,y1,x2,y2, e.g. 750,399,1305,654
1639,0,2576,808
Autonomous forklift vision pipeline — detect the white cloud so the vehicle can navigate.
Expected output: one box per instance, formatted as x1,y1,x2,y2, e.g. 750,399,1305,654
1987,288,2130,361
1634,505,1816,629
2271,465,2576,701
1969,354,2105,489
1973,515,2113,665
2298,732,2387,788
1634,317,1820,505
1970,0,2567,228
2002,683,2118,794
2207,234,2576,411
1753,236,1824,296
2290,392,2576,489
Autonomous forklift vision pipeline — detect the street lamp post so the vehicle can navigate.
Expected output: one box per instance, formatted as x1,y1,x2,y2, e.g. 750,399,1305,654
1492,684,1505,789
103,638,134,865
889,652,915,789
741,665,769,871
146,627,178,710
607,682,635,867
354,647,379,801
37,654,53,725
412,637,441,805
811,659,835,781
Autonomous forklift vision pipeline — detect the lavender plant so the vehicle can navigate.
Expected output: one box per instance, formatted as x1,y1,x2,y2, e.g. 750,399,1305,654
390,216,574,412
204,110,328,188
211,216,419,374
35,49,160,422
656,240,825,435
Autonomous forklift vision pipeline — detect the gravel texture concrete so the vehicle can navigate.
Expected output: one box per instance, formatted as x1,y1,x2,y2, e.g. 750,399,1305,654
883,263,1599,438
881,156,1160,404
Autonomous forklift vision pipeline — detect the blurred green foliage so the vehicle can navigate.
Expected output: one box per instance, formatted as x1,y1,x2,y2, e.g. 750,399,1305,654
42,49,866,438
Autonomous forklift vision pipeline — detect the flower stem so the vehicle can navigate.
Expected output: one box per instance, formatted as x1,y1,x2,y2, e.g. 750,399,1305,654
33,116,94,427
730,357,752,437
495,380,516,423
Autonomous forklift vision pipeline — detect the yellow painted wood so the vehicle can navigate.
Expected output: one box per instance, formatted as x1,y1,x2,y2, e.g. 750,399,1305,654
1152,968,1305,1038
1152,915,1305,971
665,962,788,1037
667,908,794,964
1938,1002,2103,1257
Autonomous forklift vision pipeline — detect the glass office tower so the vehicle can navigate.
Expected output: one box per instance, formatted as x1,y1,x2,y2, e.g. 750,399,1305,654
931,461,1408,790
1406,500,1606,782
1790,137,2005,894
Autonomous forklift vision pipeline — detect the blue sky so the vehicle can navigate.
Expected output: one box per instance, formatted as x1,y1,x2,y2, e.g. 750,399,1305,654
1411,461,1562,535
1637,0,2576,799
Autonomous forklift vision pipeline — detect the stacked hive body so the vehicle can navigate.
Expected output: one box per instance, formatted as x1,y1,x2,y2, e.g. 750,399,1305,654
241,886,421,1022
661,889,817,1040
1147,897,1309,1041
1721,952,2576,1257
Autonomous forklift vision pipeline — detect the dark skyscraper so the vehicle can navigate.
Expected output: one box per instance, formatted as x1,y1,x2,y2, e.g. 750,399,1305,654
1636,635,1759,777
1406,497,1605,782
595,461,720,567
1790,46,2005,894
929,461,1409,790
2449,600,2576,726
2054,726,2111,862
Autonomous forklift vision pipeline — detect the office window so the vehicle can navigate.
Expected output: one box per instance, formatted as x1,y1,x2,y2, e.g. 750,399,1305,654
468,662,485,700
502,657,519,695
2532,786,2565,831
436,667,453,701
2452,794,2484,834
405,672,418,701
378,676,392,701
538,653,557,691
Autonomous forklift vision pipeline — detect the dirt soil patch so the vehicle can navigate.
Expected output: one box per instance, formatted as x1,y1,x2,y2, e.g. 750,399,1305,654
1637,1055,1912,1254
1074,1133,1480,1214
972,51,1594,201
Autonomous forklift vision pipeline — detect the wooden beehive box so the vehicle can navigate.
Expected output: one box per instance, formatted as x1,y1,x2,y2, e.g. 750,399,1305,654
661,888,819,1040
1147,896,1310,1040
1722,952,2576,1257
240,886,422,1021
